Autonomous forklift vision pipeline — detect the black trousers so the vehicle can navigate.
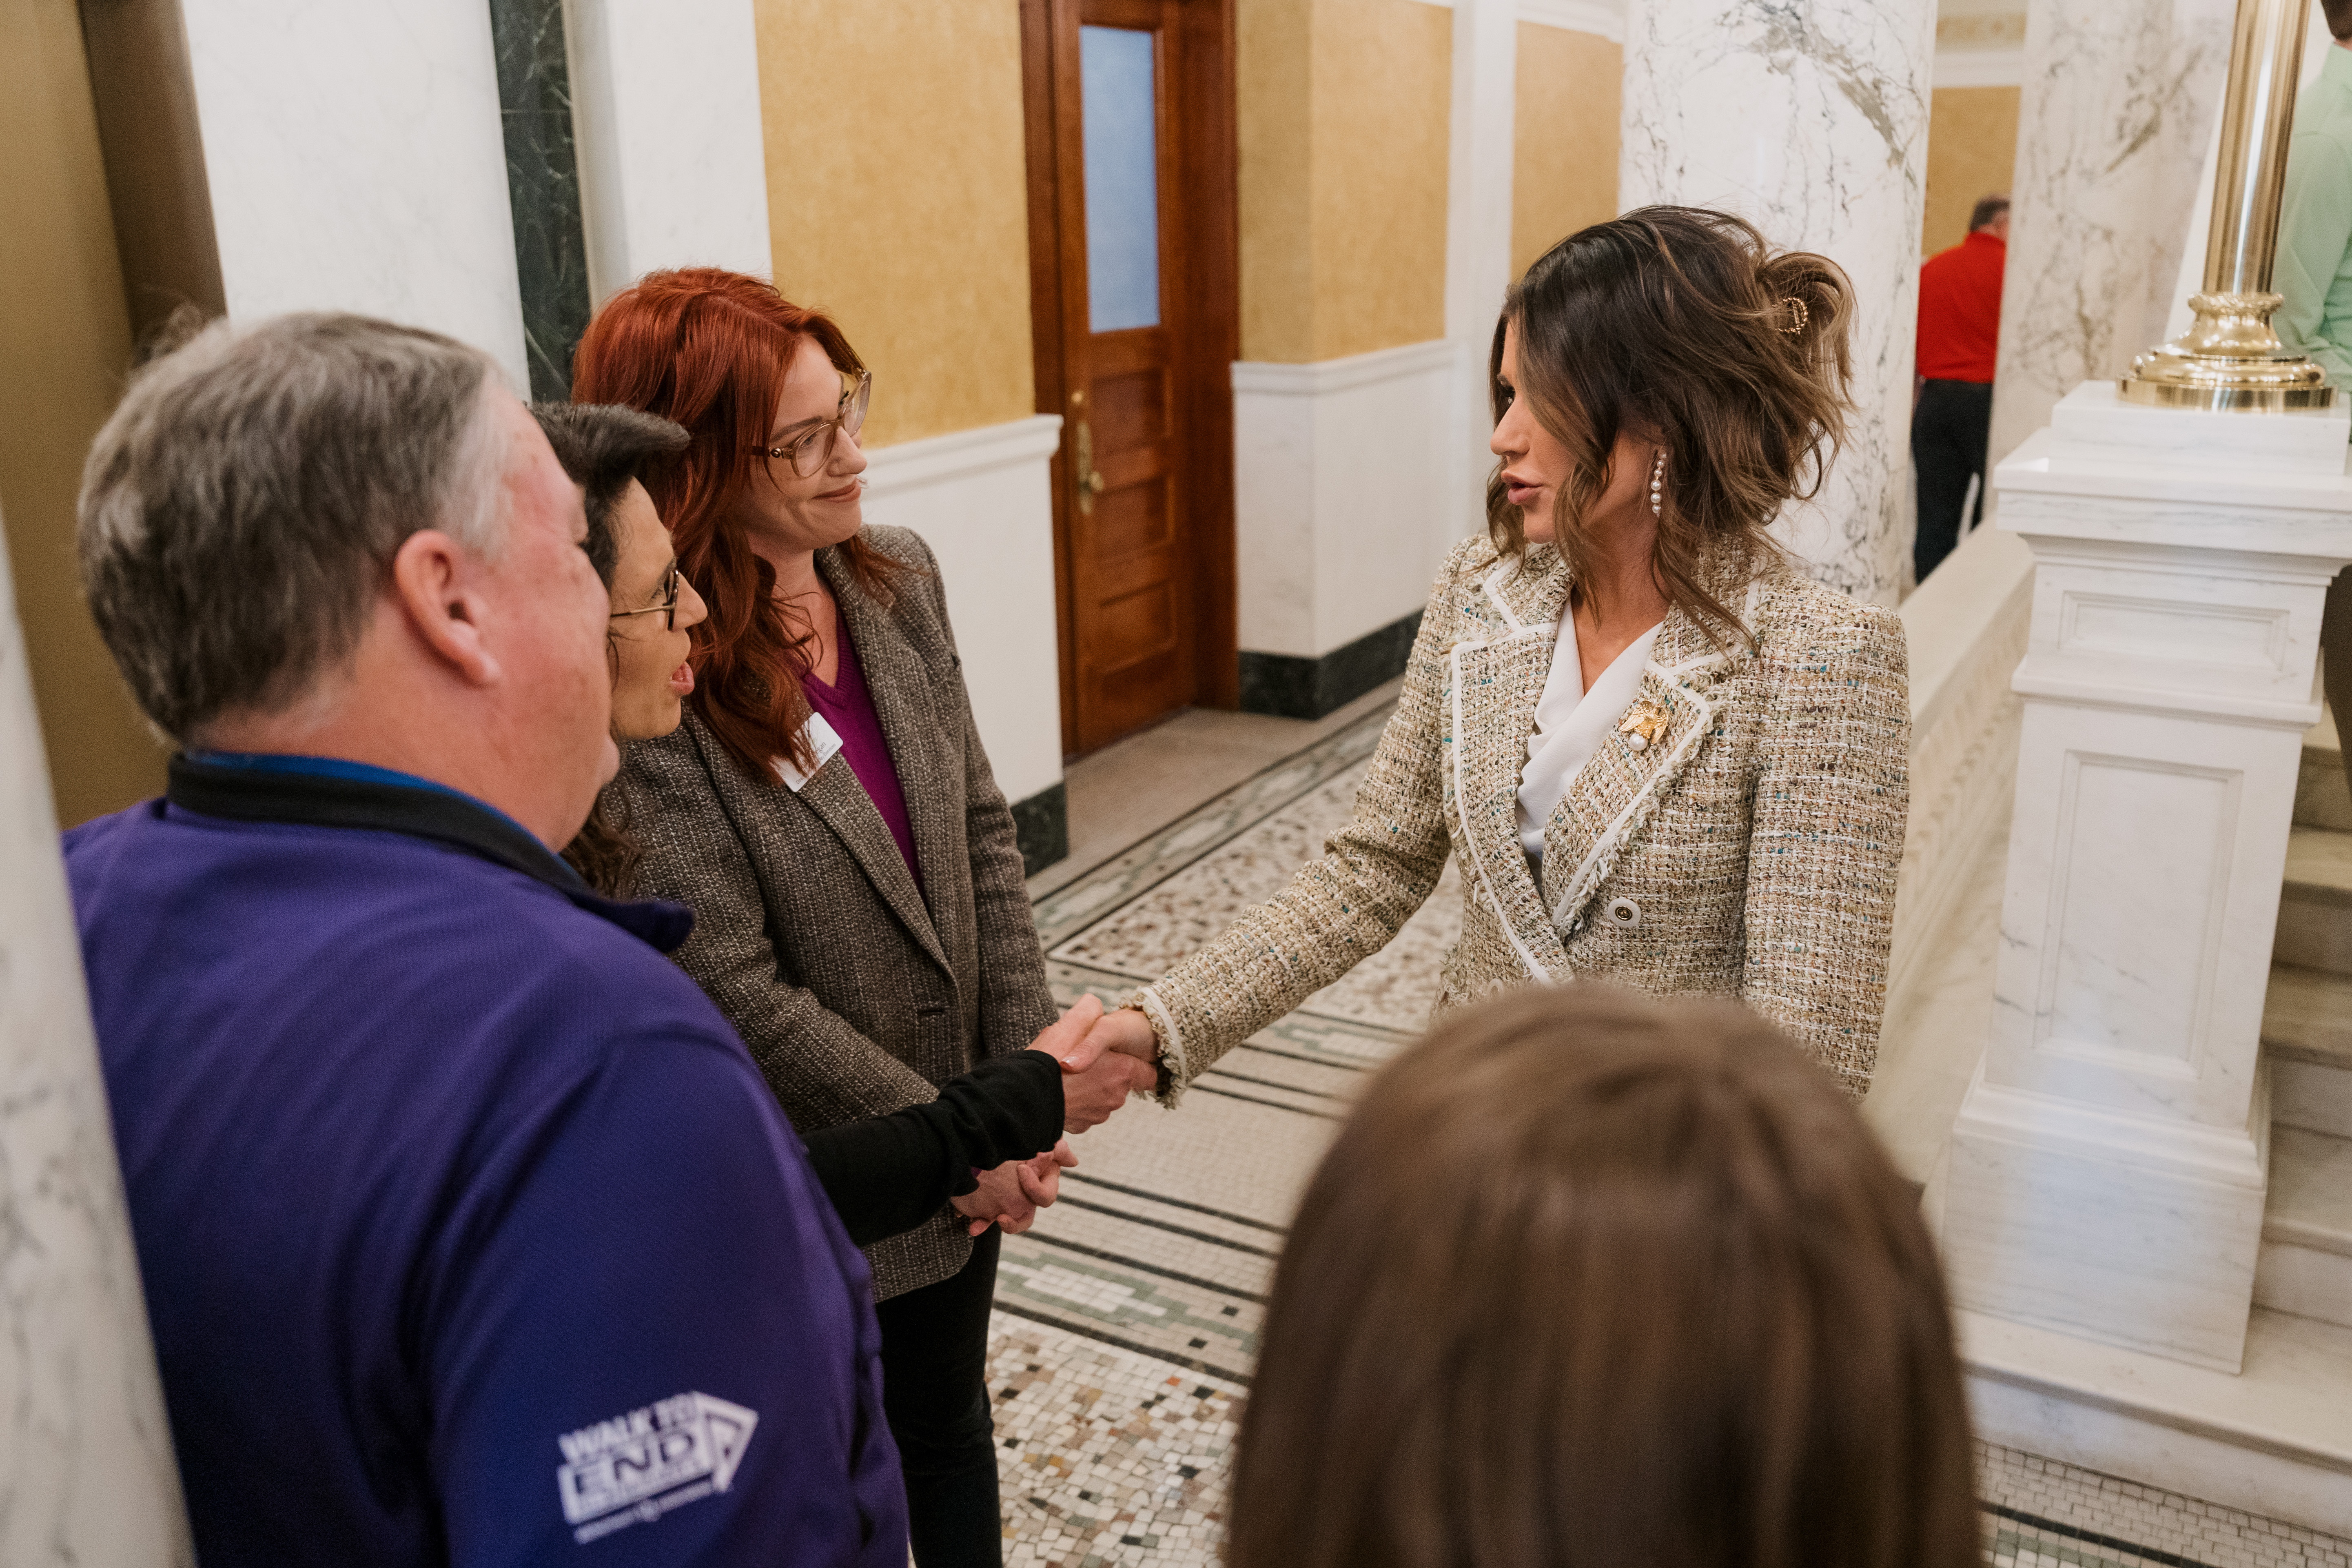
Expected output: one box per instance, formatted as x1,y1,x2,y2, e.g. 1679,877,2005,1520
1912,378,1995,585
874,1227,1002,1567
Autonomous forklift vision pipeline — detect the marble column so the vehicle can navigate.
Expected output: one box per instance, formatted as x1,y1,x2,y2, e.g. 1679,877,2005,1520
490,0,592,400
1984,0,2238,483
1619,0,1937,605
564,0,773,303
1443,0,1518,546
177,0,530,388
0,507,192,1564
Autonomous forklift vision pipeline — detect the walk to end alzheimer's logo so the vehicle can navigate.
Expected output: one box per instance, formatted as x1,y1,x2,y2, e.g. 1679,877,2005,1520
556,1391,759,1546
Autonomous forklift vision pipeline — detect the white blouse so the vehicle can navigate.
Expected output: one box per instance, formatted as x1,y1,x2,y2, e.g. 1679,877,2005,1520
1516,615,1663,861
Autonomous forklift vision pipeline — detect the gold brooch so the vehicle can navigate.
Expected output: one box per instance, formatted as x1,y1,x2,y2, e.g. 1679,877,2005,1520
1618,702,1669,752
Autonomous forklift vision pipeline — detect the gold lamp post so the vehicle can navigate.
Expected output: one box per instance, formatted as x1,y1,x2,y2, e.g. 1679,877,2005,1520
2121,0,2336,410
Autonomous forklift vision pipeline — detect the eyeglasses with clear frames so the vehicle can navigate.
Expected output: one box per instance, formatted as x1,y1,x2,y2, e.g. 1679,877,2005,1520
610,562,682,632
747,368,872,478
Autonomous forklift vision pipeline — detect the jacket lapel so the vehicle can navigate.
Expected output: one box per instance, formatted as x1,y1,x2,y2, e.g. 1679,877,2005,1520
1445,552,1572,979
816,549,956,973
1538,569,1759,934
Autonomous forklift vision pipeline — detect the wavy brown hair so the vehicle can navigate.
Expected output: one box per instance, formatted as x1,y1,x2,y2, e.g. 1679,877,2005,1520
1229,984,1979,1568
570,268,904,778
1490,206,1854,646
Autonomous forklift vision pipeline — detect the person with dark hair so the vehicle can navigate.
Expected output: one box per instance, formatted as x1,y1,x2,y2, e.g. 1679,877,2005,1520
1084,206,1909,1104
1228,984,1981,1568
532,401,703,892
2278,0,2352,791
64,316,911,1565
568,270,1157,1567
1911,193,2009,583
529,403,1124,1251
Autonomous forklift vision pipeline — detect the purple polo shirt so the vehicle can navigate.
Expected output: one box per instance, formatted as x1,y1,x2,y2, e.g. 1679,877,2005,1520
65,755,908,1568
805,623,922,887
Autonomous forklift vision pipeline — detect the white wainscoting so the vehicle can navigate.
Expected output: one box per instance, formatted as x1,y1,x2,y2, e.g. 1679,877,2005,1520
859,415,1066,807
181,0,530,389
1232,340,1463,662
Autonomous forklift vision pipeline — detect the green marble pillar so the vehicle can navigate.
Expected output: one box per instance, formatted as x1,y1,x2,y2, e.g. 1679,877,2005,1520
490,0,591,400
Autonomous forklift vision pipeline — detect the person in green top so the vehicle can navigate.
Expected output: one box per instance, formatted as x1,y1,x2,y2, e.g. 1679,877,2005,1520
2277,0,2352,794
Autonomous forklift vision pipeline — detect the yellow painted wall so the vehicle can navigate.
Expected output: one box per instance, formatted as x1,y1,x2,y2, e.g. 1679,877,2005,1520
1239,0,1317,362
1511,24,1620,279
1239,0,1450,363
0,1,166,827
1306,0,1451,360
1923,86,2021,258
754,0,1036,447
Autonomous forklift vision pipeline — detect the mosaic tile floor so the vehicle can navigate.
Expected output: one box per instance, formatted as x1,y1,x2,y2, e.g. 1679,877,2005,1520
998,701,2352,1568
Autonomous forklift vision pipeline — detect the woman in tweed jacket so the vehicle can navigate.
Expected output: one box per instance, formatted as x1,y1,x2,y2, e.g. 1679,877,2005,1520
1091,208,1910,1101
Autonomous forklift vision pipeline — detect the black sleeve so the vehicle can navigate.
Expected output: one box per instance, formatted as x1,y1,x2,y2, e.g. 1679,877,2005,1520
800,1052,1066,1247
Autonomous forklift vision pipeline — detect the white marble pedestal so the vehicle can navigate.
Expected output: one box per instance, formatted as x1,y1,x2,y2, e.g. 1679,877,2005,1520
1942,383,2352,1373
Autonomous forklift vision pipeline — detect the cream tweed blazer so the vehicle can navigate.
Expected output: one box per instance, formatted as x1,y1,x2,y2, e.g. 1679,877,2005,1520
1135,535,1910,1099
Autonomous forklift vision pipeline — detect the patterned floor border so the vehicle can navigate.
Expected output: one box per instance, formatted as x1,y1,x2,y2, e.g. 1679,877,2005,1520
996,700,2352,1568
1028,706,1391,953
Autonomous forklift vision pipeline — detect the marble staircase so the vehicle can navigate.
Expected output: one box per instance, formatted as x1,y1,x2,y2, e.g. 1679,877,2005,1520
1935,386,2352,1538
2257,708,2352,1330
1954,709,2352,1541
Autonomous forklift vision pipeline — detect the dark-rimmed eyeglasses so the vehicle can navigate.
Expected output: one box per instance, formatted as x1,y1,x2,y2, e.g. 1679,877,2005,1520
610,562,682,632
746,368,872,478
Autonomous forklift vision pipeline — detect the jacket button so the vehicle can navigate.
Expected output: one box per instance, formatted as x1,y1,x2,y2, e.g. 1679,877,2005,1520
1606,897,1641,929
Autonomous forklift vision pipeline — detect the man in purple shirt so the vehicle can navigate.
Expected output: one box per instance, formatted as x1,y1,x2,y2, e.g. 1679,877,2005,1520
67,313,907,1566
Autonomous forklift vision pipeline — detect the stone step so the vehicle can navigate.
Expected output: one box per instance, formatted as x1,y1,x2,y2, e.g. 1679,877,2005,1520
2303,705,2350,832
2255,1126,2352,1331
1960,1304,2352,1538
2268,965,2352,1138
2277,825,2352,977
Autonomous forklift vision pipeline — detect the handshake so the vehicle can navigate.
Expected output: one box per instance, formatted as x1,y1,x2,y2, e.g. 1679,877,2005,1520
946,994,1164,1237
1043,993,1161,1130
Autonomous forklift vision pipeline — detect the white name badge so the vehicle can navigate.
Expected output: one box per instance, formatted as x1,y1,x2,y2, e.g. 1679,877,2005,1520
772,712,845,793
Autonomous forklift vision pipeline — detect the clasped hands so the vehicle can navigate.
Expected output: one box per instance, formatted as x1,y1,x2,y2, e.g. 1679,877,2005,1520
946,993,1163,1236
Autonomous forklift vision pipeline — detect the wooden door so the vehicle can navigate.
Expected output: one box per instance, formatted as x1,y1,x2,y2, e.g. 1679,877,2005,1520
1022,0,1237,756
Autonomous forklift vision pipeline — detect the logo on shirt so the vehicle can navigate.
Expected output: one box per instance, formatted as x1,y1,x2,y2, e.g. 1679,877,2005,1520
556,1391,759,1545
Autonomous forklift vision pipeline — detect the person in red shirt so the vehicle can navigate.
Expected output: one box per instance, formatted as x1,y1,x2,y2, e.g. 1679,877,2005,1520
1911,194,2008,583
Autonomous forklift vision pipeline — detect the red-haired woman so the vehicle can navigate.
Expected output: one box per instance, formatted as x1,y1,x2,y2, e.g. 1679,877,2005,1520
572,269,1153,1566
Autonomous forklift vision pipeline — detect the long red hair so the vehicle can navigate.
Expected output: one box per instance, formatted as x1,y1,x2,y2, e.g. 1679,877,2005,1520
570,267,902,778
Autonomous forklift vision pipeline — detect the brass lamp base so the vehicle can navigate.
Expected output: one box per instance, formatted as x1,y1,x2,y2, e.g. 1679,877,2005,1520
2118,291,2336,410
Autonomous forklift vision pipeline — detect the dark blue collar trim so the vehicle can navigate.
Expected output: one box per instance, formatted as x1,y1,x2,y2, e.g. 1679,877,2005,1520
164,754,695,953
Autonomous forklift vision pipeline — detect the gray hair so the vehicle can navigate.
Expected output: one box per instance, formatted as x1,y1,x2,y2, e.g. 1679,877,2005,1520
78,312,507,741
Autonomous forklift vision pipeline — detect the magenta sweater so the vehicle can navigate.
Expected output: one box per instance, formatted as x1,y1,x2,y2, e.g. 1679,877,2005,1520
803,623,922,889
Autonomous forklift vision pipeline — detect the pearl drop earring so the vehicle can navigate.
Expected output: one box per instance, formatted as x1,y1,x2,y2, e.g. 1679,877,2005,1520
1649,450,1665,519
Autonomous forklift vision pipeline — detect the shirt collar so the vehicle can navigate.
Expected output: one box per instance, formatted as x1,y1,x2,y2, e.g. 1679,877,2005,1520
167,752,694,952
188,750,541,836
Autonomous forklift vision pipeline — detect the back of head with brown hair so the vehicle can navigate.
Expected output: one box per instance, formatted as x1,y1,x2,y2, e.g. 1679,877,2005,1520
1228,985,1979,1568
2327,0,2352,40
1490,206,1855,646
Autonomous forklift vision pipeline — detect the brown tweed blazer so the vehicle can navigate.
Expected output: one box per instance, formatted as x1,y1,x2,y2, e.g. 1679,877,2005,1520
1135,534,1910,1100
619,524,1060,1300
